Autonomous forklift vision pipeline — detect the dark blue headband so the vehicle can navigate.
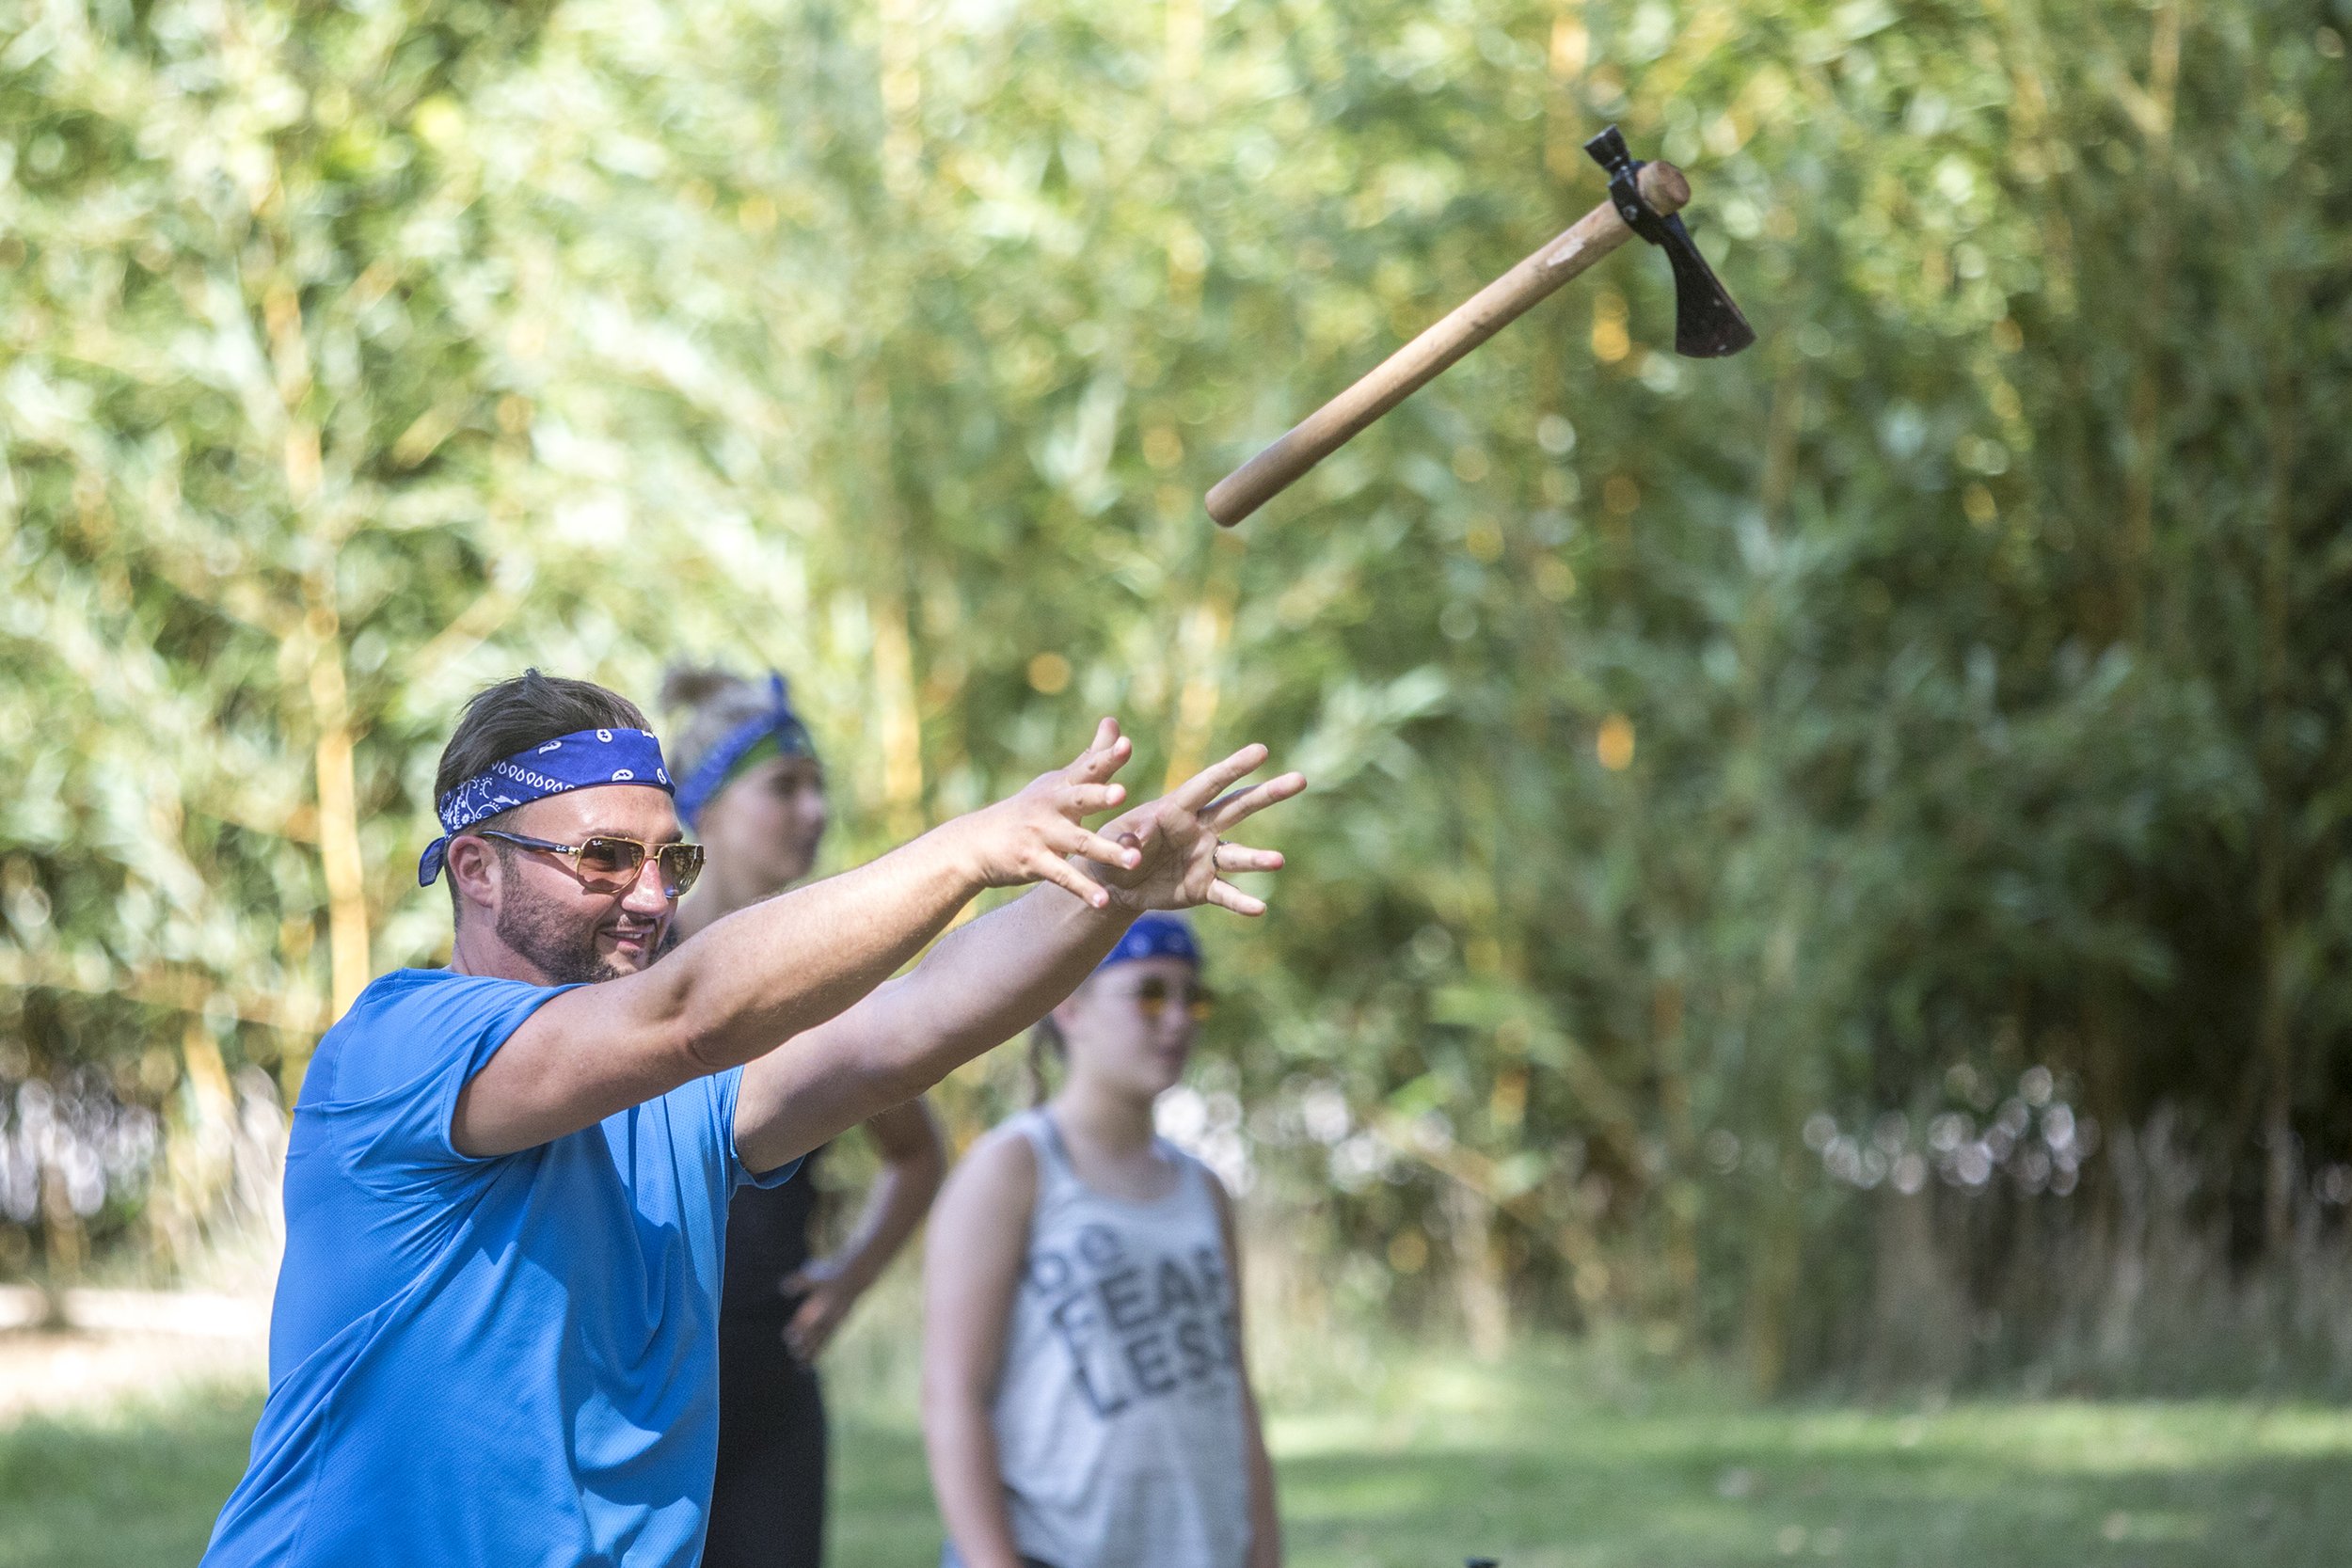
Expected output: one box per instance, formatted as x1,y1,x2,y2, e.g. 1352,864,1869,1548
674,673,817,829
1097,911,1202,973
418,727,674,886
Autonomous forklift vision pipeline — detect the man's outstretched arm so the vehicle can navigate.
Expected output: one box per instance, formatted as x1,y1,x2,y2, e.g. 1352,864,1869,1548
451,725,1144,1158
735,742,1304,1173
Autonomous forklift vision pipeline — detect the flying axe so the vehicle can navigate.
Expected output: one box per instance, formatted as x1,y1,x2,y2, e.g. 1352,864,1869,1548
1205,126,1754,529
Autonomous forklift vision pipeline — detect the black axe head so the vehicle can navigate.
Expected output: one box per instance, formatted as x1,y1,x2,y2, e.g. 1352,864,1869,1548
1583,125,1756,359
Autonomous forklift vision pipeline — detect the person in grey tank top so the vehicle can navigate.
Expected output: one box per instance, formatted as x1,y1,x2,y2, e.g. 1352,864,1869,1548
924,912,1282,1568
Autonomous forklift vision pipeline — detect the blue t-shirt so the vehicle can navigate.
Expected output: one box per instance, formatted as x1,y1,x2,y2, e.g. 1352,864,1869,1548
203,968,799,1568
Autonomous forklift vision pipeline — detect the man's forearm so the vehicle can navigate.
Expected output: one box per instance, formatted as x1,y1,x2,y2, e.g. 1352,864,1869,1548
454,729,1148,1161
733,881,1131,1170
874,879,1136,1064
455,821,993,1160
649,825,983,1072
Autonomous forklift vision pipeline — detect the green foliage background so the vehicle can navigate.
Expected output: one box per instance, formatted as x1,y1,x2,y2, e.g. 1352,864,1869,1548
4,0,2349,1386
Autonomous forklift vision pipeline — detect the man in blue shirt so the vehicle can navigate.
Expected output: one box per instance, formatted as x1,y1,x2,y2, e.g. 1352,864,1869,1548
203,670,1302,1568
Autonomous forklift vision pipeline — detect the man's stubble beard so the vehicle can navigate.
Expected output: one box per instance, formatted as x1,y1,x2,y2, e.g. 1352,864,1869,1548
495,891,631,986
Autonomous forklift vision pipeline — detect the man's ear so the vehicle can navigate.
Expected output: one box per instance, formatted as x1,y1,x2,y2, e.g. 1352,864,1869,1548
444,835,503,920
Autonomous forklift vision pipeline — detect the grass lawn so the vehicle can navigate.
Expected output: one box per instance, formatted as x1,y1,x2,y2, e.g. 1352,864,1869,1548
0,1378,262,1568
4,1342,2347,1568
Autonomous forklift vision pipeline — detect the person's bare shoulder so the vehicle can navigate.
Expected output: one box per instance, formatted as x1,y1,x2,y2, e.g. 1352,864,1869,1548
925,1122,1041,1317
938,1120,1039,1212
1196,1156,1239,1228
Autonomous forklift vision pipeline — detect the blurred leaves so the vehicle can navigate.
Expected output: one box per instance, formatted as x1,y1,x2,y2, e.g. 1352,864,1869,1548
3,0,2350,1377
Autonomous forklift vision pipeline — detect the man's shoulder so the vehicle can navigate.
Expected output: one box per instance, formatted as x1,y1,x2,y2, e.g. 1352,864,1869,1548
307,969,571,1107
356,965,557,1007
339,968,570,1037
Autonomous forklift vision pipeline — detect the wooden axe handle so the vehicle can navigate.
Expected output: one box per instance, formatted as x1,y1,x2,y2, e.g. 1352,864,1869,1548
1206,161,1692,528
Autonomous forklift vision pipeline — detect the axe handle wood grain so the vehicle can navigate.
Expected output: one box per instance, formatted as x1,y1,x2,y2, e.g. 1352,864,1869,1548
1206,160,1692,529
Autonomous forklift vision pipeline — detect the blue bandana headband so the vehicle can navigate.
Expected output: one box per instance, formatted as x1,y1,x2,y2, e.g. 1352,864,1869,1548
1097,911,1202,974
418,727,675,886
674,673,818,829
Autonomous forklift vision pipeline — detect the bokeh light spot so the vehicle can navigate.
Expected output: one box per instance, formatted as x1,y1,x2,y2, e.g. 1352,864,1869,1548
1026,652,1072,694
1597,713,1635,771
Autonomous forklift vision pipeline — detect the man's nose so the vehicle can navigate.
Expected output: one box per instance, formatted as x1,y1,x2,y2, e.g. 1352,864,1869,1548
622,857,676,912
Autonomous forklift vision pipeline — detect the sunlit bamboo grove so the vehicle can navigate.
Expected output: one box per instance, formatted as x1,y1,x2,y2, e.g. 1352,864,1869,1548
3,0,2349,1388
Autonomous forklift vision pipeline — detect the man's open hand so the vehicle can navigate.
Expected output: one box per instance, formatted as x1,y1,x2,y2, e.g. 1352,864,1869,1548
943,718,1144,910
1086,743,1306,916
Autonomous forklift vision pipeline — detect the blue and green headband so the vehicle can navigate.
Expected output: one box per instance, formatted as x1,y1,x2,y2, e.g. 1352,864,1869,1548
674,673,818,829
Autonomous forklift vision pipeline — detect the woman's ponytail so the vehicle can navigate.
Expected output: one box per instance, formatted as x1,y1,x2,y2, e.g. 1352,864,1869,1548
1025,1015,1064,1108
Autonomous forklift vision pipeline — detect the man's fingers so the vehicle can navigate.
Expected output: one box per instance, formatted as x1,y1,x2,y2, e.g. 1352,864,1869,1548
1205,771,1308,832
1068,829,1144,868
1071,715,1120,767
1040,855,1114,909
1168,742,1272,813
1062,782,1127,817
1202,879,1268,917
1213,841,1284,874
1073,736,1132,784
1067,718,1131,784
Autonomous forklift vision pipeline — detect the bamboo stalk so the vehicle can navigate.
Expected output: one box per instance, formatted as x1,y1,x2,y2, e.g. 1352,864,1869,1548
1161,533,1244,792
304,594,371,1035
856,372,928,841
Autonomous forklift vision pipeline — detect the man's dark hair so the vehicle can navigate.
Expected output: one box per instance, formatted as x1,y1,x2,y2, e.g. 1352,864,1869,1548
436,671,651,919
435,670,651,800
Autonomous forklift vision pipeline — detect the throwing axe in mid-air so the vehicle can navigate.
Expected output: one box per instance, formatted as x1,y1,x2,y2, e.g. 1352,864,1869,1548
1206,126,1756,529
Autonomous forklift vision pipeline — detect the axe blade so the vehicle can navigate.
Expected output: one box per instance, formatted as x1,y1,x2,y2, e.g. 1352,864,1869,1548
1583,125,1756,359
1657,214,1756,358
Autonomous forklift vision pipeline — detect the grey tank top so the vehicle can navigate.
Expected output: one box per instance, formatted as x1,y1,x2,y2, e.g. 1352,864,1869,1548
987,1108,1252,1568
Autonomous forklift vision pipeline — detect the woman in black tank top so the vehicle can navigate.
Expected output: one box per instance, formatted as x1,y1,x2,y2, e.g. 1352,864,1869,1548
663,668,946,1568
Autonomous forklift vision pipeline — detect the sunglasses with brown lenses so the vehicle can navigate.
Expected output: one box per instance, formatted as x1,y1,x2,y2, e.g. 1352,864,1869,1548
474,830,706,898
1128,974,1216,1022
